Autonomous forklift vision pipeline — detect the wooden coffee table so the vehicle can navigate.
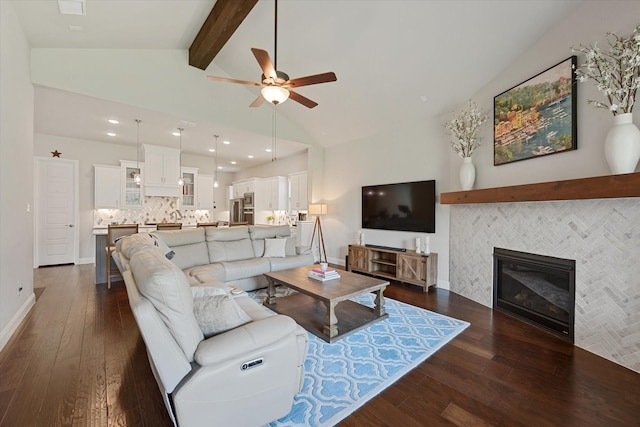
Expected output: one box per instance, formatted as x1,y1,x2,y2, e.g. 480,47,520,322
263,266,389,343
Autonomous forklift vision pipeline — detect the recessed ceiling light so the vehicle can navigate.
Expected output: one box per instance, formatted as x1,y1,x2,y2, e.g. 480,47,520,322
248,155,254,159
223,140,231,145
217,166,223,170
230,161,237,165
58,0,86,15
68,25,83,32
420,95,428,102
172,131,181,136
265,148,272,152
208,148,215,152
108,119,119,124
107,132,116,137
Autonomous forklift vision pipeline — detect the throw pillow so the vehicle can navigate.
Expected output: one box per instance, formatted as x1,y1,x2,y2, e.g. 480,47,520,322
192,288,251,338
263,238,287,258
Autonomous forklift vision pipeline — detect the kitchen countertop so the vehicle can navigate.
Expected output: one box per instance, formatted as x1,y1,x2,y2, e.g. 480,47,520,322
92,224,196,235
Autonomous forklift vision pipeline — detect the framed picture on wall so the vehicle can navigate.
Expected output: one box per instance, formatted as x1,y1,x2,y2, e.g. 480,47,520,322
494,56,577,166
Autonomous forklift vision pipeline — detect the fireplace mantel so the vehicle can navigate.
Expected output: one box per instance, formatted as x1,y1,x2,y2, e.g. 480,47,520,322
440,172,640,205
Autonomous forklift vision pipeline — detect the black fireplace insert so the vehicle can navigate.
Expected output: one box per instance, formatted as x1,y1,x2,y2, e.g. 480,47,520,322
493,248,575,342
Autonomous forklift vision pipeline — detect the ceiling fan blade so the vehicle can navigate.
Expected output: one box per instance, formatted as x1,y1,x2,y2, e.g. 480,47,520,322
289,90,318,109
251,48,277,80
286,72,337,88
249,95,266,108
207,75,263,87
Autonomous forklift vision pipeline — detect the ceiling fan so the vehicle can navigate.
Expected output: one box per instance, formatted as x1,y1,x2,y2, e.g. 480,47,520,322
206,0,337,109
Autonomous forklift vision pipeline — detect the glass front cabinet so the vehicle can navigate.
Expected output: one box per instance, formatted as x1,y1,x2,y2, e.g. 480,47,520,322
181,167,198,209
120,160,144,209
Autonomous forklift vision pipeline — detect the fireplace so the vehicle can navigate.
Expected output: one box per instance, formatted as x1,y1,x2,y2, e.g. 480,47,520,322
493,248,575,342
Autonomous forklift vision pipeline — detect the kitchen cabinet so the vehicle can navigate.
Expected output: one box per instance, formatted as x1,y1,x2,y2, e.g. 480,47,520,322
197,174,214,209
232,179,257,198
289,172,308,211
120,160,143,208
180,167,198,208
261,176,287,210
143,144,181,196
94,164,121,208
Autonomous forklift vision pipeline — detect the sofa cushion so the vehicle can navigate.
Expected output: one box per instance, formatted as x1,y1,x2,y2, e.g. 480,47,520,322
130,249,204,362
206,226,255,262
185,263,227,283
191,287,251,338
118,233,155,259
263,238,287,258
155,227,205,246
222,258,271,281
248,225,291,239
269,253,315,272
233,295,275,321
154,229,209,270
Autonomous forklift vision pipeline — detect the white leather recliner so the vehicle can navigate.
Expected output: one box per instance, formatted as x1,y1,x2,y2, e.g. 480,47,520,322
121,244,307,427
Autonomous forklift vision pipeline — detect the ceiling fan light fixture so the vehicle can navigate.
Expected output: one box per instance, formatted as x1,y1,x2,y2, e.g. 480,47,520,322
261,86,289,105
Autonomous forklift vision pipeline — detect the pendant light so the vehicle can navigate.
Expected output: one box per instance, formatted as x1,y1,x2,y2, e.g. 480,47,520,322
134,119,142,185
213,134,220,188
177,127,184,186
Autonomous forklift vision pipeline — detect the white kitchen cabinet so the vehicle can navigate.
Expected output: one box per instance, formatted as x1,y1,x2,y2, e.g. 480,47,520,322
120,160,144,209
261,176,287,210
180,167,198,208
232,179,257,198
94,164,121,209
289,172,308,211
197,174,214,210
143,144,181,196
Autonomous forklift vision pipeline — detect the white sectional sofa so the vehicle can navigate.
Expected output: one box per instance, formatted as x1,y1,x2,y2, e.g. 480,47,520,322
118,224,314,292
115,225,312,426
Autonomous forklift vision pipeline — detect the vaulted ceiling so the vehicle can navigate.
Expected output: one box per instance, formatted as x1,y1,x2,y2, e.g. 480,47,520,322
11,0,583,170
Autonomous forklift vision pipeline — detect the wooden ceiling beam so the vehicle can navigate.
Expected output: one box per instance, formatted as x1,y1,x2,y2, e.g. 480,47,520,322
189,0,259,70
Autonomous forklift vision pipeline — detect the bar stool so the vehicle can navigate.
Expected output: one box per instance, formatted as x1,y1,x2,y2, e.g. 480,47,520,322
106,224,139,289
156,223,182,231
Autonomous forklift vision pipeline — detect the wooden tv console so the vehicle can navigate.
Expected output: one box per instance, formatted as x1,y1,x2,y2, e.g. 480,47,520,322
347,244,437,292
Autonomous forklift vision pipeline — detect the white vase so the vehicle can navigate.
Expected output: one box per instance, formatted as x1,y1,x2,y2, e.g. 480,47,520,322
604,113,640,174
459,157,476,190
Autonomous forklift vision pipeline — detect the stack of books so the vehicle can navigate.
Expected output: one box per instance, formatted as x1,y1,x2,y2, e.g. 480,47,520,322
308,267,341,281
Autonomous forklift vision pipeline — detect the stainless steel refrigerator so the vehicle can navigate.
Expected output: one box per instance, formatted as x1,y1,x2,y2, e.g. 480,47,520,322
230,198,244,223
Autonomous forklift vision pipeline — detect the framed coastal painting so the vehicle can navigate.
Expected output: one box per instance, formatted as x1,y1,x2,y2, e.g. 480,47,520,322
494,56,577,165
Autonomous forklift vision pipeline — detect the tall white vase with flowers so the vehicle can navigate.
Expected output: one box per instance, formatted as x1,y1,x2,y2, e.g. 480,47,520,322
573,24,640,174
444,100,488,190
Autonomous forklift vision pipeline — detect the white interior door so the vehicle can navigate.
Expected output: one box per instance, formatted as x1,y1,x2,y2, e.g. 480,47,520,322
36,158,77,266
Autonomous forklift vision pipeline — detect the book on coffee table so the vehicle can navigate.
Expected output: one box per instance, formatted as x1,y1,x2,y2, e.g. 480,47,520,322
308,269,341,281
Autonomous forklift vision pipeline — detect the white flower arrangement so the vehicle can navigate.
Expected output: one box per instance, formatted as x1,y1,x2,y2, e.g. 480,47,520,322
572,24,640,115
443,100,488,158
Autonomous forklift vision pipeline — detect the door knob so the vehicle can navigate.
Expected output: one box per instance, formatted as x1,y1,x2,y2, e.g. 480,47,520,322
68,224,74,227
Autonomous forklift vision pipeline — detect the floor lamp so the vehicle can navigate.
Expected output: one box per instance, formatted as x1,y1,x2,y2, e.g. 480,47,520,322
308,204,328,263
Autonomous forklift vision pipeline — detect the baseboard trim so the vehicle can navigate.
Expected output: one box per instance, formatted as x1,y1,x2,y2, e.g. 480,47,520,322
0,292,36,352
78,257,94,265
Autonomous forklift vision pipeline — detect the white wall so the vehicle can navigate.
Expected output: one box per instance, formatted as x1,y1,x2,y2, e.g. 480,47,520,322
0,1,35,350
447,0,640,190
233,150,308,180
324,116,451,287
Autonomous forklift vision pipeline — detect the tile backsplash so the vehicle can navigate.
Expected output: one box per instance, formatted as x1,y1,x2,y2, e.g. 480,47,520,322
94,196,222,226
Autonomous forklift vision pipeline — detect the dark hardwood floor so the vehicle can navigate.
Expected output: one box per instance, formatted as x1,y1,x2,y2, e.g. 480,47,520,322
1,264,638,426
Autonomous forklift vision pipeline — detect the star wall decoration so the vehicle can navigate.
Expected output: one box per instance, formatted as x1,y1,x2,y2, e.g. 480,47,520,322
51,150,61,158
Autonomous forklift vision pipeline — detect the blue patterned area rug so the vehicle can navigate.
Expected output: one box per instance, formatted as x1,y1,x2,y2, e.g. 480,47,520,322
251,291,470,427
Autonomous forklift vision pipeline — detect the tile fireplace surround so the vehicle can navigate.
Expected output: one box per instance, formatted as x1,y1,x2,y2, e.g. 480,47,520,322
445,174,640,373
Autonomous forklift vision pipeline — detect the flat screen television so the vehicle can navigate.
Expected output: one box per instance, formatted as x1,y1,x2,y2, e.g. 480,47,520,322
362,180,436,233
